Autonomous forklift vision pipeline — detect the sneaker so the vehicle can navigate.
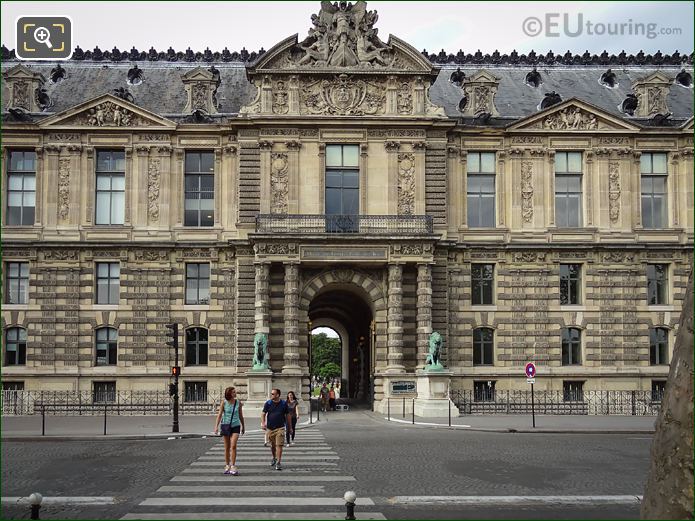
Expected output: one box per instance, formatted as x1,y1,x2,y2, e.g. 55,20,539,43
270,458,277,467
223,465,231,475
263,442,269,447
275,462,282,471
230,466,239,476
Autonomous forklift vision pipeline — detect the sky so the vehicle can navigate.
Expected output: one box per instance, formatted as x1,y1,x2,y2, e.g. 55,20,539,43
2,1,693,56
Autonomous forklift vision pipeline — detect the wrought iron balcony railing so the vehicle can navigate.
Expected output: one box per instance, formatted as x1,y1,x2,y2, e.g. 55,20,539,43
256,214,434,235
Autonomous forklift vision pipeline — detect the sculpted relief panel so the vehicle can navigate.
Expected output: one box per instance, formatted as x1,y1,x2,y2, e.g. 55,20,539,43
301,74,386,115
270,153,289,214
397,153,415,215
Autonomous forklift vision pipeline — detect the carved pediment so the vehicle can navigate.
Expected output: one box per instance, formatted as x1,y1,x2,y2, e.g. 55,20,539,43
247,2,437,76
3,64,47,112
632,72,672,117
460,69,500,117
508,99,639,132
38,94,176,129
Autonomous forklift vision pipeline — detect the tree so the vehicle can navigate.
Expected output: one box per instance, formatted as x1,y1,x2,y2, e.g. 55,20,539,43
318,362,341,380
641,272,693,519
310,333,341,377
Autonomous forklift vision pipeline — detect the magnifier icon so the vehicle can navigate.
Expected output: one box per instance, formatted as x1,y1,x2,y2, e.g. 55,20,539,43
33,26,53,49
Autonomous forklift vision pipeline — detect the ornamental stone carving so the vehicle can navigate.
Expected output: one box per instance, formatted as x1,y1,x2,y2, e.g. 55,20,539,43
12,81,30,110
301,74,386,115
460,70,500,117
147,158,161,222
397,152,415,215
272,80,289,114
633,72,671,117
133,250,169,262
270,153,289,214
181,67,219,114
78,101,142,127
521,160,534,223
397,82,413,114
535,106,599,130
608,161,621,223
3,64,46,112
43,250,79,261
58,157,70,220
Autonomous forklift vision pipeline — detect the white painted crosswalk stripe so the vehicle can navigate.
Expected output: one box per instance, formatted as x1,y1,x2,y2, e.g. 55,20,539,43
120,426,385,520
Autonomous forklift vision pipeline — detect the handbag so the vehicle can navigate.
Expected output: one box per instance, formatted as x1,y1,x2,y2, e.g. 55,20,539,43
220,400,237,436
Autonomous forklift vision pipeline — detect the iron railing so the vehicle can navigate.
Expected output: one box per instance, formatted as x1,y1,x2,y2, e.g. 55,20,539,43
256,214,434,235
449,389,663,416
1,390,224,416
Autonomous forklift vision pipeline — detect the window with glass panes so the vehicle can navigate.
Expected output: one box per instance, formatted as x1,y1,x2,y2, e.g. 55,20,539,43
4,327,27,366
472,327,494,365
186,327,208,365
96,263,120,305
471,264,494,305
555,151,583,227
649,327,668,365
95,151,125,225
561,327,581,365
184,381,208,402
185,264,210,305
647,264,668,305
93,381,116,403
95,327,118,366
325,145,359,231
560,264,581,305
6,151,36,226
640,153,668,228
5,262,29,304
184,152,214,227
467,152,496,227
563,380,584,401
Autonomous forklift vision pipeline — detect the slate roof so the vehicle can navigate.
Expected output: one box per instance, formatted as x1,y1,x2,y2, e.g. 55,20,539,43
2,48,693,127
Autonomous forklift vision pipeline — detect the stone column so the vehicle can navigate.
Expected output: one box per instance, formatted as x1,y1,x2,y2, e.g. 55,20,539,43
124,147,133,225
285,140,301,215
259,140,273,214
385,141,401,215
386,263,405,373
135,145,150,227
413,141,427,215
497,151,506,227
254,261,271,366
34,147,44,226
174,148,185,226
282,262,301,374
585,150,594,227
632,151,642,228
416,263,433,369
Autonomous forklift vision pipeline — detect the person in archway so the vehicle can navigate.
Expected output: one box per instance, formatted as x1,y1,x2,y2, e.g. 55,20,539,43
329,385,336,411
285,391,299,446
261,388,292,471
319,383,329,412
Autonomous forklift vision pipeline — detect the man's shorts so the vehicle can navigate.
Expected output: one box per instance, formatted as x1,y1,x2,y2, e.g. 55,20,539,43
268,427,285,447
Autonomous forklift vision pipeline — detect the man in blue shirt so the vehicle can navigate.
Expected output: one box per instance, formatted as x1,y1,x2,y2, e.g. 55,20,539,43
261,388,292,470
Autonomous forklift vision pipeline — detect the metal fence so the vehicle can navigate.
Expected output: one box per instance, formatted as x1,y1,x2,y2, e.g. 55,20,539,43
1,390,224,416
449,390,662,416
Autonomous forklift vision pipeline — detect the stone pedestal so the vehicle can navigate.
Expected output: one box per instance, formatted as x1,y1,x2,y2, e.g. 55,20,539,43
413,370,459,418
374,373,417,414
244,370,273,417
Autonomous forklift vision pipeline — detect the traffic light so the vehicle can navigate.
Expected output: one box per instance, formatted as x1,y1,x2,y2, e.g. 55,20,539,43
171,366,181,376
165,323,179,349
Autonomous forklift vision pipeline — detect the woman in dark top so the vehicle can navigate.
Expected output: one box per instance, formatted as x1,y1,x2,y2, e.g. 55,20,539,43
285,391,299,446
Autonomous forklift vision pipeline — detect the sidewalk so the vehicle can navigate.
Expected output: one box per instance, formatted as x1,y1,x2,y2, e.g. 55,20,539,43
1,410,656,440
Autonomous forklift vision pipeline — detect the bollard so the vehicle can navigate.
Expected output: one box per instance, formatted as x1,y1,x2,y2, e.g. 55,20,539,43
29,492,42,520
448,397,451,427
402,397,405,418
343,490,356,520
412,399,415,424
41,405,45,436
103,404,107,435
387,397,390,421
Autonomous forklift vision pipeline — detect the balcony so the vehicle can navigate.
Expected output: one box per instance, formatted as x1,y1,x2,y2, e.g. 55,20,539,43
256,214,433,235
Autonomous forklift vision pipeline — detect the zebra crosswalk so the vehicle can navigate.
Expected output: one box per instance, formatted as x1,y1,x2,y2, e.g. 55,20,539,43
121,429,386,520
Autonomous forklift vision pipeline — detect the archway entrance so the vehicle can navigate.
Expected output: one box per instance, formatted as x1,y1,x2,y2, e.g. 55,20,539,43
308,288,373,406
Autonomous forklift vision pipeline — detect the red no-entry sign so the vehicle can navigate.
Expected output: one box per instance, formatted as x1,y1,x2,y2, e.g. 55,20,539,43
525,362,536,378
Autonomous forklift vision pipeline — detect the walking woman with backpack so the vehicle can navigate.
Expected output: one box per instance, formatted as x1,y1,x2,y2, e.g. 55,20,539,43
214,386,245,475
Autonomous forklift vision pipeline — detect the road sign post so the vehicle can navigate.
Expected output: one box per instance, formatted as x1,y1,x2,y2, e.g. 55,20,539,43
525,362,537,428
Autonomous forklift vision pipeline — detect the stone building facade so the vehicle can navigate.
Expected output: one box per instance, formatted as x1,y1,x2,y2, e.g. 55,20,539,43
1,2,693,412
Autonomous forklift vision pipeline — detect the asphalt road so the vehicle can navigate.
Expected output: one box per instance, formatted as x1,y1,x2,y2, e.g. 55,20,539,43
1,411,651,519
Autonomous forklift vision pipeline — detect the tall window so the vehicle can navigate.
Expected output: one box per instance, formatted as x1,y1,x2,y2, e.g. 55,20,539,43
467,152,496,228
4,327,27,366
555,151,583,227
560,264,581,305
184,381,208,402
96,263,120,305
473,381,496,402
6,150,36,226
561,327,582,365
95,150,125,225
641,153,668,229
95,327,118,366
472,327,494,365
325,144,359,232
563,381,584,402
93,381,116,403
184,151,214,227
471,264,494,305
185,264,210,305
186,327,208,365
5,262,29,304
647,264,668,305
649,327,669,365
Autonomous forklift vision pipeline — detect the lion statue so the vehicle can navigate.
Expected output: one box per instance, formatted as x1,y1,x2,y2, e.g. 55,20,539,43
252,332,269,370
425,331,443,370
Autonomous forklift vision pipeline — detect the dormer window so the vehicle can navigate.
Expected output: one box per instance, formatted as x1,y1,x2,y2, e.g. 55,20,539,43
539,91,562,110
599,69,618,88
127,65,143,85
675,68,692,88
525,67,542,88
